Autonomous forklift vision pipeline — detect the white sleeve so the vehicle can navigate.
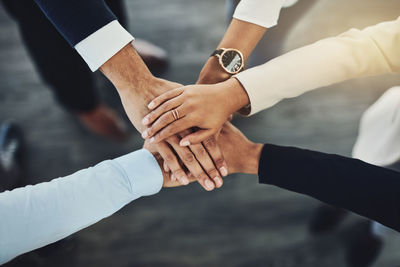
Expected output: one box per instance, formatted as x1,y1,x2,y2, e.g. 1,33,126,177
233,0,287,28
75,20,134,71
234,17,400,116
0,149,162,264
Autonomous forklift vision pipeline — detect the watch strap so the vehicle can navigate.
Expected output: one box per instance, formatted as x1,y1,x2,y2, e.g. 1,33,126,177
210,49,224,57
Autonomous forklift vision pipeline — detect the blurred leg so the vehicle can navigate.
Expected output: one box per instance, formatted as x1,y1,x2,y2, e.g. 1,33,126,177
2,0,99,112
345,87,400,267
2,0,129,141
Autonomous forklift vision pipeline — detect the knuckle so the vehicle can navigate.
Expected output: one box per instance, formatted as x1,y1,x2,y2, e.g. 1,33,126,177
214,158,225,167
207,168,219,178
183,152,195,163
164,153,176,163
174,169,185,176
147,127,154,136
203,137,216,148
195,147,207,157
160,116,169,125
196,174,207,182
163,102,172,112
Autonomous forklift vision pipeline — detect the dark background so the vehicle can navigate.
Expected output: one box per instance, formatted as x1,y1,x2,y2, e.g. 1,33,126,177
1,0,400,266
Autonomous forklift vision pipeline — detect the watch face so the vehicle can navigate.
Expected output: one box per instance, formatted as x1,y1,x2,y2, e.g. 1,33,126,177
221,49,243,74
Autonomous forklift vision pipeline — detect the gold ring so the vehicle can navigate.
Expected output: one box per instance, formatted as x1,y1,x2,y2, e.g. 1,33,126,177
172,109,180,120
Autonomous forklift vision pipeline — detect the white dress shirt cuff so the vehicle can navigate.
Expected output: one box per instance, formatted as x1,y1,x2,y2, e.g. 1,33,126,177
114,149,163,197
75,20,134,72
233,0,286,29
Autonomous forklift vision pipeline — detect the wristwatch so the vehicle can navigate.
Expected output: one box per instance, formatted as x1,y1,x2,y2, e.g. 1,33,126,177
211,48,244,74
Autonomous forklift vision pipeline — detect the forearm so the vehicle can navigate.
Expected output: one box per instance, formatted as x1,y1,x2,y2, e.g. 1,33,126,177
198,18,267,84
235,17,400,116
219,18,267,61
100,44,154,95
0,150,163,264
100,44,160,132
258,144,400,232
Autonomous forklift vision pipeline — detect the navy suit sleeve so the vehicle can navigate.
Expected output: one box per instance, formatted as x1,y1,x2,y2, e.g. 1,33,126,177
33,0,117,46
258,144,400,232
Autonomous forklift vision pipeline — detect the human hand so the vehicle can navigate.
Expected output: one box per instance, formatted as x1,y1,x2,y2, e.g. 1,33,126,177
217,122,263,175
100,45,227,191
149,122,262,188
141,78,249,145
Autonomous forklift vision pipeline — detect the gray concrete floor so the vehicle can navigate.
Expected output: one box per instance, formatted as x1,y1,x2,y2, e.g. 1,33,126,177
1,0,400,266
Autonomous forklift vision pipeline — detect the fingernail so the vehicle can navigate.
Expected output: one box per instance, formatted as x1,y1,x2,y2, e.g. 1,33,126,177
148,102,155,109
214,177,222,187
142,117,149,125
149,137,155,143
205,179,214,191
142,130,149,139
180,175,189,185
220,167,228,177
170,174,175,181
180,140,190,146
163,162,169,172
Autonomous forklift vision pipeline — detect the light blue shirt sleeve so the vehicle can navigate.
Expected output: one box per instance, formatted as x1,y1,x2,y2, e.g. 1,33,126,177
0,149,163,264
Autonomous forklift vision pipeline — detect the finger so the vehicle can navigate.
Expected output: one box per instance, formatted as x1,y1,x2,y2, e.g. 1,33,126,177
227,114,233,121
156,141,189,185
143,108,188,139
147,87,184,110
163,161,170,173
167,135,215,191
179,129,222,188
151,119,194,144
142,96,184,126
189,142,223,188
202,136,228,177
179,129,218,146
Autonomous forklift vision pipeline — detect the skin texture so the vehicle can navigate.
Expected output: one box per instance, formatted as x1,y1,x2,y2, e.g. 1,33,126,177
142,18,267,145
99,45,227,191
154,122,264,188
142,78,249,145
101,17,267,190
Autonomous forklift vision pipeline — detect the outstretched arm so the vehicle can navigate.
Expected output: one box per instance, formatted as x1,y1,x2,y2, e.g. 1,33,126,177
0,149,165,264
216,123,400,232
258,144,400,232
235,16,400,115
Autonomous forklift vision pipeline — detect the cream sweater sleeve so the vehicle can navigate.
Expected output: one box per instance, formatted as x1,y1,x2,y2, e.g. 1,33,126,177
235,17,400,116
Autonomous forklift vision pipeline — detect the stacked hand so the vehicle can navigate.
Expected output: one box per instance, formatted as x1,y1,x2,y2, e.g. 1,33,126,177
100,44,253,191
157,122,263,188
141,78,249,146
101,45,230,191
140,56,252,187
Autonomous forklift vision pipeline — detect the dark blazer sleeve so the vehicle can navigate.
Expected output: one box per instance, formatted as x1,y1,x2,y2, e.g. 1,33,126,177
33,0,117,46
258,144,400,232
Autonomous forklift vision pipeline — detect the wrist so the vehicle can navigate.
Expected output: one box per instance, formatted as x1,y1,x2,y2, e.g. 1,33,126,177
100,44,157,93
242,143,264,175
197,57,232,85
219,78,250,114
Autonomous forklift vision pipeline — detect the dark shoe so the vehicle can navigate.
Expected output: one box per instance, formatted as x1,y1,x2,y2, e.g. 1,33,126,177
346,221,383,267
133,39,169,75
309,204,347,234
0,121,25,191
76,104,129,142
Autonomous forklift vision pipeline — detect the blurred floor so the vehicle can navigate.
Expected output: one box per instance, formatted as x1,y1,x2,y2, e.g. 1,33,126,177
1,0,400,266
